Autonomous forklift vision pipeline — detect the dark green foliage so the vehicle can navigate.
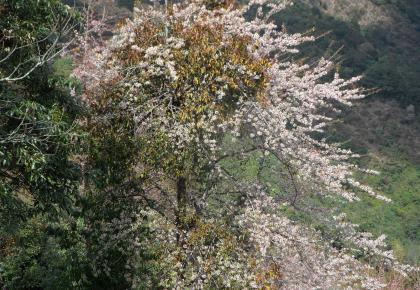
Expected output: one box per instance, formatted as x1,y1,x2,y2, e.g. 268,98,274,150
363,52,420,103
0,215,88,290
0,1,87,288
0,0,153,289
273,2,374,76
0,0,81,81
0,0,82,219
0,1,154,288
275,0,420,107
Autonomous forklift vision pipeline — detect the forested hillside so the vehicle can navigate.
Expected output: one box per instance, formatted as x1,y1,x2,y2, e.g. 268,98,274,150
0,0,419,289
279,0,420,106
269,0,420,265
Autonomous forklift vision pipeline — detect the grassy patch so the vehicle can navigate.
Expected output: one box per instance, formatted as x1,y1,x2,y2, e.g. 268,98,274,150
345,150,420,264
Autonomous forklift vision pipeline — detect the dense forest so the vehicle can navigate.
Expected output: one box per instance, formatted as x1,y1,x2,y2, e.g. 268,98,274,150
0,0,419,289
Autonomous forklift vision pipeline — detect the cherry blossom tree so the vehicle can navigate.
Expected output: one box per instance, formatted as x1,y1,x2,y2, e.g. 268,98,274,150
77,0,418,288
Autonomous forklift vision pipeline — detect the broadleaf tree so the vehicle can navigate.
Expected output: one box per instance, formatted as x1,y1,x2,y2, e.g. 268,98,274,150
0,1,88,288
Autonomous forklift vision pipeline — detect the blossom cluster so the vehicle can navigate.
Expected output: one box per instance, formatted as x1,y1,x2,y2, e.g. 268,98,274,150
75,0,418,288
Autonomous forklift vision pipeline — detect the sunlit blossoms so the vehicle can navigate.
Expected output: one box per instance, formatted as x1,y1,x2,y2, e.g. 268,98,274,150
76,0,418,288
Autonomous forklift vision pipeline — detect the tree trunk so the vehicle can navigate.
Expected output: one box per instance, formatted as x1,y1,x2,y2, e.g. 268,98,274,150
176,176,187,246
175,176,187,283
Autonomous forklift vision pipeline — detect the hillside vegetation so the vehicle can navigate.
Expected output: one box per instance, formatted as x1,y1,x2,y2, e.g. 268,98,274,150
0,0,419,289
265,0,420,264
